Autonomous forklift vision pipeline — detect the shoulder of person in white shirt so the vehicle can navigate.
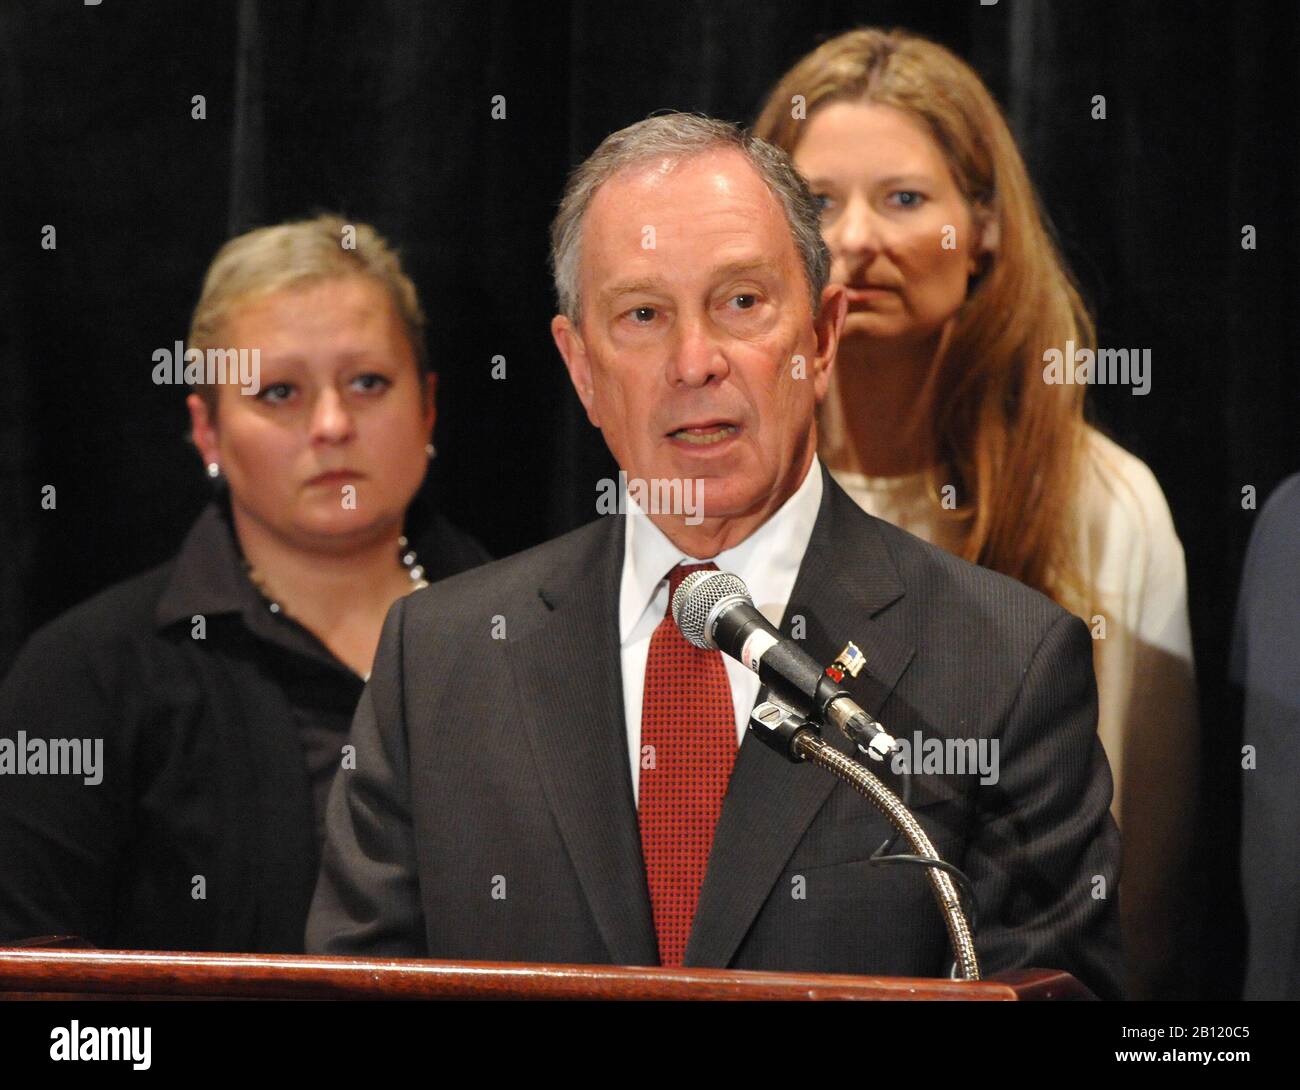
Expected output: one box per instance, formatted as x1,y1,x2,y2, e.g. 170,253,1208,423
1077,426,1193,660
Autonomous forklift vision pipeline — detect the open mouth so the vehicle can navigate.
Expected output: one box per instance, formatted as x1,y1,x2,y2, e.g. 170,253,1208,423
667,424,740,446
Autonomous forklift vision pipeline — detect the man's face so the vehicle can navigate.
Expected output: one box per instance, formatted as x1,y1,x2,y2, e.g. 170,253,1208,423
552,148,845,540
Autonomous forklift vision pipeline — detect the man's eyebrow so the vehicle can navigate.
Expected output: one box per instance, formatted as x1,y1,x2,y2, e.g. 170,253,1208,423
601,278,665,302
711,259,772,281
600,261,774,302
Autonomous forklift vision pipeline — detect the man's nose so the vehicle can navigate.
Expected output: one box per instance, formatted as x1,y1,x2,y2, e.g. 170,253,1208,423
667,314,730,388
309,387,356,443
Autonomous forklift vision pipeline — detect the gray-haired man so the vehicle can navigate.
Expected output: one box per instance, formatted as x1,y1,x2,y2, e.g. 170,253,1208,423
306,113,1123,999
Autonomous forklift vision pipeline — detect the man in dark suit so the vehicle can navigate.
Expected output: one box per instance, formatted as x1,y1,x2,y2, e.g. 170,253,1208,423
306,113,1123,999
1235,472,1300,1000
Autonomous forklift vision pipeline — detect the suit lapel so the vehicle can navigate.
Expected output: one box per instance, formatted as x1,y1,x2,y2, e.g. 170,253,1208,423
505,517,659,966
685,472,917,967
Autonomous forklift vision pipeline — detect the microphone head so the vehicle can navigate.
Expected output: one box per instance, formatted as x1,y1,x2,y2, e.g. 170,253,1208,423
672,569,751,649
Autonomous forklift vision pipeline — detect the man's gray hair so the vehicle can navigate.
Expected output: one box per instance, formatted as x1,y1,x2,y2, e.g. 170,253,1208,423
549,112,830,322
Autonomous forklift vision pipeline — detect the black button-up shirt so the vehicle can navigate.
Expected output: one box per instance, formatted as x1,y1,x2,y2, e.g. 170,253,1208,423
0,497,489,953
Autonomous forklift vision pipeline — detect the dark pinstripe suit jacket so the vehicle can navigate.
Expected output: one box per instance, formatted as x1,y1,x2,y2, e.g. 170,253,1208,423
306,467,1124,999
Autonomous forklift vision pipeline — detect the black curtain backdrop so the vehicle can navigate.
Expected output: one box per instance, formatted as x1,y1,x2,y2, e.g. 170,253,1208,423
2,0,1296,1000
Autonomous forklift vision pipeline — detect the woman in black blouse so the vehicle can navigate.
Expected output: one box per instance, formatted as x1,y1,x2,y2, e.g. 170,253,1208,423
0,214,489,953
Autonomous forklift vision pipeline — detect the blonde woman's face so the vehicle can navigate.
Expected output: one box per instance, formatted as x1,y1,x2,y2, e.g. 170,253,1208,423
794,101,980,349
188,276,434,553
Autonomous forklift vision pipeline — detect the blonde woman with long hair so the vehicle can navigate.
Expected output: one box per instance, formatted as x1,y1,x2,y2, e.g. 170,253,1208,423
756,28,1198,999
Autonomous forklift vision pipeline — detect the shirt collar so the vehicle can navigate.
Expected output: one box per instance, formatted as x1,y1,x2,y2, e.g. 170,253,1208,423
154,499,264,631
619,454,824,642
153,499,352,674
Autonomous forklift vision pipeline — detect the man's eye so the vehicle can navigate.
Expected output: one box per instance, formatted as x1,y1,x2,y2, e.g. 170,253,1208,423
629,306,657,324
257,383,294,403
730,294,758,310
890,190,926,209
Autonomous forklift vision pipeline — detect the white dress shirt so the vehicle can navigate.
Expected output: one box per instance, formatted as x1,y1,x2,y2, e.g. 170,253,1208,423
619,456,824,806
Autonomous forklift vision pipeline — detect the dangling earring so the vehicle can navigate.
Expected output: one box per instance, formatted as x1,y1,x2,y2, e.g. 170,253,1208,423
425,442,437,460
206,462,221,479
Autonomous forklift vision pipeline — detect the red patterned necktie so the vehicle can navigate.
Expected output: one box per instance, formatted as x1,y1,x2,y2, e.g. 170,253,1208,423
638,561,739,967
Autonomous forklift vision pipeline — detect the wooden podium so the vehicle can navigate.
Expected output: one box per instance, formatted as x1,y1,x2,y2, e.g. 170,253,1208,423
0,943,1093,1000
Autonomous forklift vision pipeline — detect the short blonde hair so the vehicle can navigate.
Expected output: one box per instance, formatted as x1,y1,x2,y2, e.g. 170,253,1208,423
187,213,428,414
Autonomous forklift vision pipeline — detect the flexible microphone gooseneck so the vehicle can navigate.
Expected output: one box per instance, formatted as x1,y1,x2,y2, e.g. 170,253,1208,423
670,568,981,982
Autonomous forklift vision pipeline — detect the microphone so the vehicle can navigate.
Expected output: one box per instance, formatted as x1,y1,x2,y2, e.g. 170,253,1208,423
671,570,896,760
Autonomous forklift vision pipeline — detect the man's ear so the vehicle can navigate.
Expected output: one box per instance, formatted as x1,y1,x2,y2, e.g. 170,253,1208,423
809,283,847,403
186,393,220,468
551,314,600,427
